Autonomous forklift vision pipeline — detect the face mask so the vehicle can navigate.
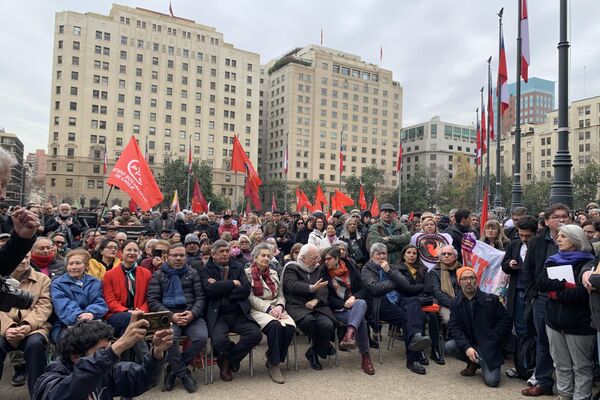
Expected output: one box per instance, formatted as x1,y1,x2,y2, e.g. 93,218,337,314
161,211,168,218
230,248,241,257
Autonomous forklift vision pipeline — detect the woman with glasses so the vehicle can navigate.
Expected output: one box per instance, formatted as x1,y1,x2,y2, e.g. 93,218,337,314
294,218,312,245
284,242,302,263
428,245,461,324
141,239,170,273
480,219,510,251
88,239,121,280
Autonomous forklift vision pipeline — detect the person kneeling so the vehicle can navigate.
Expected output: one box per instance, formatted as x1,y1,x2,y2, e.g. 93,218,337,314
32,311,173,400
444,267,511,387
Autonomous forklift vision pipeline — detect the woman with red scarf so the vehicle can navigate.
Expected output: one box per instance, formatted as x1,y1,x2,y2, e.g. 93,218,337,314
30,237,65,281
244,242,295,384
322,246,374,375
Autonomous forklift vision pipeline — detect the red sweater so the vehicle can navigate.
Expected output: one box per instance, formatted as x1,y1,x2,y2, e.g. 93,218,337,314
102,265,152,319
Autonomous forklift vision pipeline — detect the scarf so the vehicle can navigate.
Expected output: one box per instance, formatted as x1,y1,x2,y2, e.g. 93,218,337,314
439,261,460,299
379,268,399,304
327,235,337,245
405,263,418,280
160,263,189,309
250,263,277,298
31,253,55,269
296,259,318,274
545,251,594,269
122,263,137,309
327,260,352,300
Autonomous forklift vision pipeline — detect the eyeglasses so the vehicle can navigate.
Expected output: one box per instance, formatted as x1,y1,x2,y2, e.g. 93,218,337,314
105,245,118,250
440,252,454,256
549,215,569,221
53,241,65,245
460,276,477,282
297,222,304,225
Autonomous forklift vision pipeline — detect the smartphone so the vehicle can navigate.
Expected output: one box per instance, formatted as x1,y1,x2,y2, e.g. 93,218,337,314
152,248,163,258
139,311,171,333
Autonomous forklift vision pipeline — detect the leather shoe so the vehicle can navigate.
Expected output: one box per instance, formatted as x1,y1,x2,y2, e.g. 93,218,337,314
340,326,357,351
431,349,445,365
361,352,375,375
406,361,426,375
162,366,176,392
521,384,553,396
217,356,233,382
180,370,197,393
420,351,429,365
11,366,26,387
407,333,432,352
460,361,479,377
305,349,323,370
368,336,380,349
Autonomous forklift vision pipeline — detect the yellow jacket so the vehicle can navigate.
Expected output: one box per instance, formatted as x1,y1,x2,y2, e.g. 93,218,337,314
87,258,122,281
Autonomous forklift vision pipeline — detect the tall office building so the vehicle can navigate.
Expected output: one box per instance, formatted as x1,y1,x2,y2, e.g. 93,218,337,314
400,117,477,182
26,149,47,185
258,45,403,196
47,4,260,208
0,130,25,205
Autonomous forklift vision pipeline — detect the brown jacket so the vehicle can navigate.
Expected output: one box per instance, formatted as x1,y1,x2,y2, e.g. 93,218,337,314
0,268,53,339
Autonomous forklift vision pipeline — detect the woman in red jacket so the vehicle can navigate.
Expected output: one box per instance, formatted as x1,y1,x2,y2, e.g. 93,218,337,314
103,241,152,358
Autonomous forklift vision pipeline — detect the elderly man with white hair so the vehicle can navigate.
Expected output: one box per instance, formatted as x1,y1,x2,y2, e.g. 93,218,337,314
428,245,462,324
43,203,82,248
282,244,336,370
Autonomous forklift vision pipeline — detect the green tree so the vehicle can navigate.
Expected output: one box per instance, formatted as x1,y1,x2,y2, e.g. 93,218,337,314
299,179,327,206
156,159,230,212
522,178,551,213
345,175,362,204
260,178,294,212
489,172,514,210
360,166,385,203
573,162,600,208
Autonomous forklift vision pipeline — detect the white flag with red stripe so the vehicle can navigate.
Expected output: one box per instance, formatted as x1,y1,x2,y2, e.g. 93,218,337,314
520,0,530,83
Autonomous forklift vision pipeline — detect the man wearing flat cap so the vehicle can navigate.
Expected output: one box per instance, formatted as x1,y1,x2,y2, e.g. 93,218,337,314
445,266,511,387
366,203,410,265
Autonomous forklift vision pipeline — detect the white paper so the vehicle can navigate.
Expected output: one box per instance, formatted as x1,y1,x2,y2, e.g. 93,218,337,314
546,264,575,284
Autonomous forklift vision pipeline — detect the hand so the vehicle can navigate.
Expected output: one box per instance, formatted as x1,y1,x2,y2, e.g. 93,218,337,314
269,305,283,319
17,325,32,336
232,280,241,287
509,260,520,270
305,299,318,310
152,257,163,267
465,347,479,363
344,296,356,309
181,310,194,324
11,208,40,240
78,312,94,321
207,278,216,284
111,310,149,356
171,312,186,326
583,271,594,292
310,278,327,292
5,327,25,347
151,329,174,359
113,220,121,226
380,261,390,273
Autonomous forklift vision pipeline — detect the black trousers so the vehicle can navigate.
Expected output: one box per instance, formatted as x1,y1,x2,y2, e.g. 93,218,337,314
212,312,262,366
0,333,47,396
297,312,334,358
379,297,425,362
263,321,295,365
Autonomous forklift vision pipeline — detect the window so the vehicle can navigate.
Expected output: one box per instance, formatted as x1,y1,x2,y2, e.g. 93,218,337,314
73,26,81,35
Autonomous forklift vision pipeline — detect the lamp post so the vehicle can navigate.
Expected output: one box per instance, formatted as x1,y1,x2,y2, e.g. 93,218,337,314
511,0,524,209
494,8,504,208
549,0,573,207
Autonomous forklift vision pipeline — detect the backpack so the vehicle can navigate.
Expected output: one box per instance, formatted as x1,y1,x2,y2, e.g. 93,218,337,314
514,334,536,379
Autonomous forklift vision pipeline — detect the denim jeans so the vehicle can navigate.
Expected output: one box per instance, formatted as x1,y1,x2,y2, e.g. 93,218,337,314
532,296,555,389
445,339,501,387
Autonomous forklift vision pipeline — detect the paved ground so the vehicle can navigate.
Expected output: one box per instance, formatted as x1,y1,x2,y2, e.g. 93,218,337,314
1,335,555,400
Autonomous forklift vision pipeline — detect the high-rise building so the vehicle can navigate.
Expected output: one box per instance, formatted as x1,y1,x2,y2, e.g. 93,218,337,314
47,4,260,208
258,45,403,198
0,130,25,205
495,77,555,138
26,149,47,185
400,117,477,182
490,94,600,184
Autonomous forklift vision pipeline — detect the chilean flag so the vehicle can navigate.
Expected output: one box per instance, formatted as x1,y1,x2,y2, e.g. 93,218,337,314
396,141,403,172
283,147,288,175
476,111,482,166
520,0,530,83
488,65,495,141
339,144,344,173
480,97,487,154
497,26,509,115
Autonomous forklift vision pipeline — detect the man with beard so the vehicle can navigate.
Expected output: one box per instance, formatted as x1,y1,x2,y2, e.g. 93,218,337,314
44,203,82,249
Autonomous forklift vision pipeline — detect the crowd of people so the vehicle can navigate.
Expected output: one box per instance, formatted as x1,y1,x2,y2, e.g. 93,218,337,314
2,193,600,399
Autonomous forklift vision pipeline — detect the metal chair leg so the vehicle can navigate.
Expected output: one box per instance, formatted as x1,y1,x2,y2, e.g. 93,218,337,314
293,333,298,371
377,328,383,365
209,338,214,384
334,329,340,367
249,347,254,378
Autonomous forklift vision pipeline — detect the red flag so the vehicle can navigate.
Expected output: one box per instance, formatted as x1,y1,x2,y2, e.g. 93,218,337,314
488,66,495,141
520,0,530,83
476,111,482,166
480,187,489,234
296,188,311,211
107,136,164,211
271,193,277,212
339,144,344,173
191,179,208,213
330,194,338,212
359,185,367,210
498,26,509,115
315,183,328,206
370,195,379,217
128,198,137,213
231,135,262,185
481,97,487,153
334,190,354,208
408,211,415,222
187,145,193,175
244,174,261,210
396,141,403,172
245,199,251,216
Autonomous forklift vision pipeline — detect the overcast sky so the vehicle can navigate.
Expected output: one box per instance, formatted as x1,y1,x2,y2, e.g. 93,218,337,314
1,0,599,154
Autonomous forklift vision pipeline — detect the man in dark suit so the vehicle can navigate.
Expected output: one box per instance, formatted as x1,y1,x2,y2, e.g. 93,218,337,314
199,240,262,382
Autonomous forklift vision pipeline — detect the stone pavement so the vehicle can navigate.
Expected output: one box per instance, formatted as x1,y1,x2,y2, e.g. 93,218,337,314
0,336,584,399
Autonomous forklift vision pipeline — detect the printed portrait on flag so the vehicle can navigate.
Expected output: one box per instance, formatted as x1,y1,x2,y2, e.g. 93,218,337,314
410,232,452,271
461,233,509,302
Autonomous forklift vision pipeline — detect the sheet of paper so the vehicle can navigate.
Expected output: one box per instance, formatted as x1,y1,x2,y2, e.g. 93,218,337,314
546,264,575,284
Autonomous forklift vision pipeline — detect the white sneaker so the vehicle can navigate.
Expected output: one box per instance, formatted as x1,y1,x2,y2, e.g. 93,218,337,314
527,372,537,387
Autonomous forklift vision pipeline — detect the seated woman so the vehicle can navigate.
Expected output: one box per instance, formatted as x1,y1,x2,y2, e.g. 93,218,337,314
102,241,152,359
238,235,253,264
88,239,121,280
50,249,108,344
398,245,444,365
307,215,326,248
428,245,461,324
140,239,170,273
409,213,453,271
338,218,368,267
321,246,374,375
284,243,302,263
0,252,52,397
318,223,338,251
272,222,294,256
245,243,296,384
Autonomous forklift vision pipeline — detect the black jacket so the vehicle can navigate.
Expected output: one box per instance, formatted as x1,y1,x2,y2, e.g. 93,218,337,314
147,264,205,319
193,223,219,242
448,224,471,258
536,256,595,335
428,263,461,308
199,258,254,335
294,227,311,245
582,262,600,330
323,258,370,311
282,262,336,323
448,289,512,371
396,262,431,299
0,230,36,276
32,347,162,400
522,228,557,303
501,238,525,316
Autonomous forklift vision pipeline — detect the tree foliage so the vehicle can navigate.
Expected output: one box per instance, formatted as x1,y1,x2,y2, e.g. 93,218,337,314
345,165,385,206
573,162,600,208
260,178,294,212
522,178,551,213
299,179,327,205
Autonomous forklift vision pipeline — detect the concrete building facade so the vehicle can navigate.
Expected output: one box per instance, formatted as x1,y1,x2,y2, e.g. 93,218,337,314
47,4,260,208
0,130,25,206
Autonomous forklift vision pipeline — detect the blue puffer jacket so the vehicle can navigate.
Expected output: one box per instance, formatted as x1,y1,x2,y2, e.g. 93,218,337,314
32,347,163,400
51,273,108,331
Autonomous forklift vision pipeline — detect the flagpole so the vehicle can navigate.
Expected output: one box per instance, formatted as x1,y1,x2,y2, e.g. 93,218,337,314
284,134,288,212
511,0,524,209
95,185,114,234
486,57,492,209
186,136,191,210
233,171,237,213
494,8,504,208
397,170,401,216
339,130,343,193
475,107,481,210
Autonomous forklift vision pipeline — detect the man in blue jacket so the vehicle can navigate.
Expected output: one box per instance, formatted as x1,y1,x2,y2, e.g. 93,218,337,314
32,311,173,400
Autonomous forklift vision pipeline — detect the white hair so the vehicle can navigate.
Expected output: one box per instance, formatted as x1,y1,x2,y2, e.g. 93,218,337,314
559,224,592,253
298,243,318,262
0,147,15,174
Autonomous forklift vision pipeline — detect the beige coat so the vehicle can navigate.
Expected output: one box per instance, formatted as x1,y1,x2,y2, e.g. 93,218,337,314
0,268,53,340
244,266,296,329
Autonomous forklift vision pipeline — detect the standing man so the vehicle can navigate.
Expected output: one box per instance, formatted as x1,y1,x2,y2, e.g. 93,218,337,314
448,209,472,258
366,203,410,265
445,266,512,387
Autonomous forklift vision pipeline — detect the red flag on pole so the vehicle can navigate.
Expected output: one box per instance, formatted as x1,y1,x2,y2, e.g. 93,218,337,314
498,25,509,115
480,187,489,233
520,0,530,83
187,145,193,175
408,211,415,222
231,135,261,184
370,195,379,217
107,136,164,211
488,66,495,141
296,188,311,211
476,110,482,166
315,183,328,206
481,97,487,153
334,190,354,208
359,185,367,210
244,174,261,210
128,198,137,213
191,179,208,213
339,144,344,173
396,141,403,172
245,199,251,216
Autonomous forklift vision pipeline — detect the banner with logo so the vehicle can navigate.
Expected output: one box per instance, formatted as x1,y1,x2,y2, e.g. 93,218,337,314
107,136,164,211
410,232,453,271
461,232,509,301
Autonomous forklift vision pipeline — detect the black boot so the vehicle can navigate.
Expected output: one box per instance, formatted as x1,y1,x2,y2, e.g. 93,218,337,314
431,348,445,365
